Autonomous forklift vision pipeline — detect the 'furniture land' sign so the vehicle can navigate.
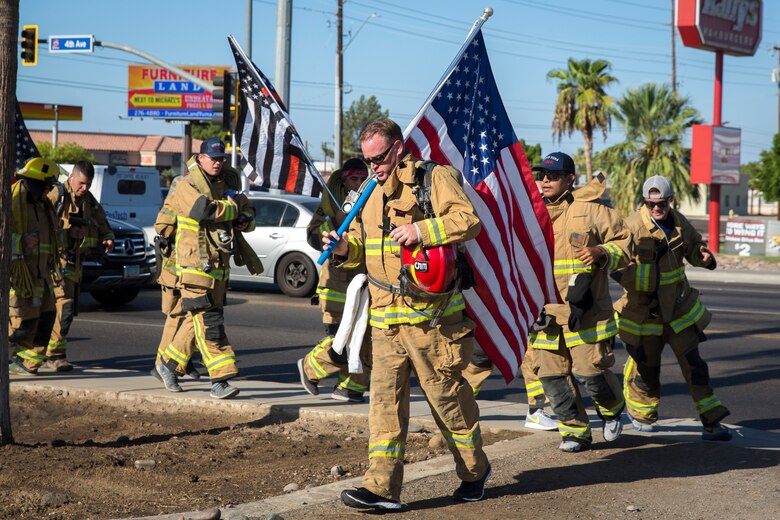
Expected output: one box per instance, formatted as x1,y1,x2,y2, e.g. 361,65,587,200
127,65,230,120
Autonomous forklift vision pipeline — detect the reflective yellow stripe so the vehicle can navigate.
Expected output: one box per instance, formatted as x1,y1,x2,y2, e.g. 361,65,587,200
164,343,191,367
316,287,346,303
336,374,367,393
617,316,663,336
177,216,200,232
623,357,658,418
669,299,705,333
659,266,686,285
635,263,651,291
306,337,333,379
319,221,333,235
365,237,400,256
526,380,545,399
696,394,723,415
441,426,481,449
47,339,67,353
423,217,447,246
368,440,405,460
217,200,236,221
177,266,230,281
558,422,591,440
15,349,46,364
553,259,593,276
602,243,622,272
368,293,465,328
530,319,618,349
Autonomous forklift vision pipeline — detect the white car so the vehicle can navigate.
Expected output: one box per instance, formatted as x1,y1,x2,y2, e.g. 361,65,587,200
229,191,323,297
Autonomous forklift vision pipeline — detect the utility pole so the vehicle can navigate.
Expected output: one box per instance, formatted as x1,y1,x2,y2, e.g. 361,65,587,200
246,0,253,60
275,0,292,107
773,44,780,133
335,0,343,168
671,0,677,93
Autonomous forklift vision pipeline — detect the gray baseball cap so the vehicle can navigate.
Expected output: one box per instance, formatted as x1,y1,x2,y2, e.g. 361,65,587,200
642,175,673,199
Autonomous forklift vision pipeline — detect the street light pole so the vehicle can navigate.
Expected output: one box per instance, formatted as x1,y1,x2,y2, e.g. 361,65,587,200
275,0,292,107
335,0,343,168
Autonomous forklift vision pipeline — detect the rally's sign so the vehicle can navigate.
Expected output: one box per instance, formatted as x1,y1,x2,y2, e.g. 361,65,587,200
677,0,762,56
127,65,231,120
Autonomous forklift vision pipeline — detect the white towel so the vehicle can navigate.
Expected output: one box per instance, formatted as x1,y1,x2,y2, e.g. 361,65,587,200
332,273,369,374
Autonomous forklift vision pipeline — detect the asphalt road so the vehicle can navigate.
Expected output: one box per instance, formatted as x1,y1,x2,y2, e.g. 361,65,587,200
66,278,780,433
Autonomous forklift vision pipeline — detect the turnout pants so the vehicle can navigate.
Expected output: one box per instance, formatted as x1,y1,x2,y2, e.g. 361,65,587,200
164,280,237,382
622,324,729,427
10,289,57,371
46,277,76,360
301,332,371,394
156,286,196,376
534,336,624,444
364,315,489,501
463,346,548,407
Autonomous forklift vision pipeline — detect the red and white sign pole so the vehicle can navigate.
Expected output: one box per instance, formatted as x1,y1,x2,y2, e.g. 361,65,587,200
709,51,723,252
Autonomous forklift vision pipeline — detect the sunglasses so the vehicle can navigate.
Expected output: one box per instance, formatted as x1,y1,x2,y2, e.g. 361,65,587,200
644,200,670,209
363,141,396,166
535,170,568,182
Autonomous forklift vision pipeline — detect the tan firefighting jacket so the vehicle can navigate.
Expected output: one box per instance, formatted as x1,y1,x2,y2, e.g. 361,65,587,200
10,180,59,302
155,175,184,289
615,205,714,346
530,172,631,349
307,171,366,323
47,180,114,282
338,154,480,328
163,157,255,289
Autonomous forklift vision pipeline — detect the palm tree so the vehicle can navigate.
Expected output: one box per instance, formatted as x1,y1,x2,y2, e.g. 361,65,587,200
547,58,618,179
596,83,702,215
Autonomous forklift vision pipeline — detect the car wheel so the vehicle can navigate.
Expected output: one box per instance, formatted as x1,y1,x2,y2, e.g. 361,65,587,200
275,252,317,297
90,286,141,306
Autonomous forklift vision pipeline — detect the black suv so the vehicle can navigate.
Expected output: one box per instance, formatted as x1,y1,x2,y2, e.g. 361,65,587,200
80,217,156,305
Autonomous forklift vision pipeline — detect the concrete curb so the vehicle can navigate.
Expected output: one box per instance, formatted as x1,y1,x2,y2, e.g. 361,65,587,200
686,267,780,285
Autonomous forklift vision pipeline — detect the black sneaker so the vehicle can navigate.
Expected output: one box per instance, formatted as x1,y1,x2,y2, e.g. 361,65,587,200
341,487,401,510
297,358,319,396
453,465,492,502
331,386,365,403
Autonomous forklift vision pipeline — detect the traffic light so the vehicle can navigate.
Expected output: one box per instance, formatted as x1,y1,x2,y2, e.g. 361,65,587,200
20,25,38,66
211,71,237,130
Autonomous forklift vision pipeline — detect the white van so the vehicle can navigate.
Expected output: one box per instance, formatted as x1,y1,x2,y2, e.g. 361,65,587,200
60,164,162,247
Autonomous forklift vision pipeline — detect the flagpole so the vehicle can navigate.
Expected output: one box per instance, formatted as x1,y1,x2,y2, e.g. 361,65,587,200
228,35,340,208
402,7,493,139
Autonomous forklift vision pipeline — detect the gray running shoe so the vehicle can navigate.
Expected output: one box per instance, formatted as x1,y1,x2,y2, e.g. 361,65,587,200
210,381,240,399
156,363,182,393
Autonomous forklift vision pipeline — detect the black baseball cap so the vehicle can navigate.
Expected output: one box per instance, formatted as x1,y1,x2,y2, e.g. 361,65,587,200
531,152,575,174
200,137,229,159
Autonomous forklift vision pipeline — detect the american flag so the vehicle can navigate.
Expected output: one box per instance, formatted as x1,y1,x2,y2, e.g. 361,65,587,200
404,30,558,383
14,98,40,171
228,36,323,197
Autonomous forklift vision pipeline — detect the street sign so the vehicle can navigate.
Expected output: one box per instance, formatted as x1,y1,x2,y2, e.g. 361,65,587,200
127,64,230,120
19,102,82,121
49,35,94,53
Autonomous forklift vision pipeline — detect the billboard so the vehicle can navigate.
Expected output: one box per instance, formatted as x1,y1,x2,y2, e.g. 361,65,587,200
127,65,231,120
690,125,741,185
677,0,762,56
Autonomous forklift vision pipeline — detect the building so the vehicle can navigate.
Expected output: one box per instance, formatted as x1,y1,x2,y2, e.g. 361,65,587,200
30,130,202,170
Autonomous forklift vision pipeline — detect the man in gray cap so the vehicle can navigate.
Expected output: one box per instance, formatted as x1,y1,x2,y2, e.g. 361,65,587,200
614,175,731,441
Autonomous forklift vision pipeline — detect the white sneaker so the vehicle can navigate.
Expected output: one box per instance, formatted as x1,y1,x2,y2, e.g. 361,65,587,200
603,416,623,442
524,409,558,431
631,418,656,432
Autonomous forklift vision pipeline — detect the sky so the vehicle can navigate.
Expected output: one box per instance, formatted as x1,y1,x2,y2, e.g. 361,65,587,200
17,0,780,165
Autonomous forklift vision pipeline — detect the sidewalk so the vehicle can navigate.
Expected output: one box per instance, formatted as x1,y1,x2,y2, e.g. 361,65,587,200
685,266,780,285
10,367,780,520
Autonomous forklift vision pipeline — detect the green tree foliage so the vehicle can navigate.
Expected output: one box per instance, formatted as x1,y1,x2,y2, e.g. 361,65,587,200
38,142,94,164
520,139,542,169
752,133,780,220
160,168,179,187
342,95,389,158
191,122,227,142
595,83,702,216
547,58,617,179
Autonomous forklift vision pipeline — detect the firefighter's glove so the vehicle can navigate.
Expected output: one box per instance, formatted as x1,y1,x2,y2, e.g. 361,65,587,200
532,309,555,332
566,272,593,332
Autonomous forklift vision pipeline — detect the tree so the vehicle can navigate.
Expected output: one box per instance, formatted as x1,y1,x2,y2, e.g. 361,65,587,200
38,142,94,164
0,0,20,445
160,168,179,187
752,133,780,220
547,58,618,180
596,83,702,216
342,95,388,158
191,122,226,142
519,139,542,169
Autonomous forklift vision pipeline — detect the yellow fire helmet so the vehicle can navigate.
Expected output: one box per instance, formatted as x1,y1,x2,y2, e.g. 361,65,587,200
17,157,59,184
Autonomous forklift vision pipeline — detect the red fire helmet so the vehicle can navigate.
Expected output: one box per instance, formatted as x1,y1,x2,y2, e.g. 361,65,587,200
401,243,458,294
